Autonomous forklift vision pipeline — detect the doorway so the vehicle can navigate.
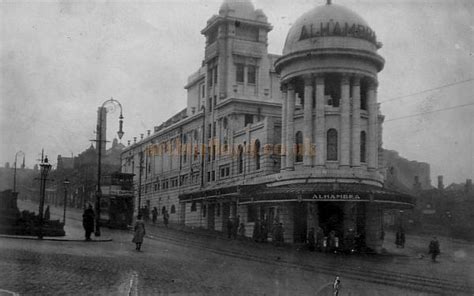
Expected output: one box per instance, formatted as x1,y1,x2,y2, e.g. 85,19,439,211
208,204,215,230
318,202,344,237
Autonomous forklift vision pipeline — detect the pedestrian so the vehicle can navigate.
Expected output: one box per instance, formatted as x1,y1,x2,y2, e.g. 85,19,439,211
232,215,240,239
227,217,233,239
152,207,158,224
428,236,440,262
163,209,169,227
238,222,246,238
400,229,406,248
143,205,150,222
333,276,341,296
44,206,50,221
307,227,315,252
395,229,401,248
82,203,95,241
132,215,146,251
253,219,261,242
274,223,284,246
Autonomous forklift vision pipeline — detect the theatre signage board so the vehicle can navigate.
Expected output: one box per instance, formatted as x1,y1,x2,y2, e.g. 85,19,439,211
311,193,362,200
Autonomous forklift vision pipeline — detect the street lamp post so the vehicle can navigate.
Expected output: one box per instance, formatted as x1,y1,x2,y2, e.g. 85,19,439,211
38,156,52,239
13,151,25,194
95,98,124,237
63,179,70,225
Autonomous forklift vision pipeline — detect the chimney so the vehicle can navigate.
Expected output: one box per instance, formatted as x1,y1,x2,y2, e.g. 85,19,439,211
147,130,151,137
140,134,144,140
437,175,444,190
466,179,472,193
133,137,137,144
128,140,131,146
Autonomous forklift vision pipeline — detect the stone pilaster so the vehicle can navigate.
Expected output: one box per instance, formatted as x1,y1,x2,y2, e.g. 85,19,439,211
281,85,288,171
303,76,313,167
286,84,296,170
340,75,350,167
351,76,361,167
367,81,378,170
315,76,326,167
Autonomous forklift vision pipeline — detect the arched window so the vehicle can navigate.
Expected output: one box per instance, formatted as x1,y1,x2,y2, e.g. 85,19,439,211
360,131,367,163
254,139,261,170
295,131,303,163
170,205,176,214
162,206,166,214
202,204,207,217
191,202,196,212
216,203,221,216
238,145,244,174
327,129,338,161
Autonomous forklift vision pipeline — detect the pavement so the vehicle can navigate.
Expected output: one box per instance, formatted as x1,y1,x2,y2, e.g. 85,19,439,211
0,200,112,242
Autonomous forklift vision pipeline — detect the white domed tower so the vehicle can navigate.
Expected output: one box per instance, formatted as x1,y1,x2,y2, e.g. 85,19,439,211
270,1,413,253
275,0,384,175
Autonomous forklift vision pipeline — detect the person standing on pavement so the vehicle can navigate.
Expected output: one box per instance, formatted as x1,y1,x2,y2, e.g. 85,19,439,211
333,276,341,296
132,215,146,251
429,236,440,262
152,207,158,224
307,227,315,252
163,209,169,227
82,204,95,241
227,216,233,239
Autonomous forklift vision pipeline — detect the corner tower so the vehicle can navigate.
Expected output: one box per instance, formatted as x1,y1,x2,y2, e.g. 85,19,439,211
201,0,273,102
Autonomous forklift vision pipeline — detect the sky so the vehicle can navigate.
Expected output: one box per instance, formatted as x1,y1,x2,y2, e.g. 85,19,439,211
0,0,473,186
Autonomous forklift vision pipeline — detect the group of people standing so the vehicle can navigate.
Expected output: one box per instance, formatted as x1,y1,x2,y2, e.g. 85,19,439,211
252,219,285,245
227,215,245,239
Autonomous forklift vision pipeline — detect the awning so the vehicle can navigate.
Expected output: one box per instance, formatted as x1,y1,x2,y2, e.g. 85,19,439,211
238,183,416,208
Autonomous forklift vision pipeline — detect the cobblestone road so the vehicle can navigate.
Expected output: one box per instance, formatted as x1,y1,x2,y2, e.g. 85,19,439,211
1,201,472,295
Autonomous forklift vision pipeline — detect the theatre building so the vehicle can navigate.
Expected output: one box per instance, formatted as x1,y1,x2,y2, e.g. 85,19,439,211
121,0,415,253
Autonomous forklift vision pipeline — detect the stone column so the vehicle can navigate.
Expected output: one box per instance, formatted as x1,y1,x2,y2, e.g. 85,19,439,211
351,76,361,167
315,76,326,167
340,75,350,167
286,83,296,170
303,76,313,167
280,85,288,170
365,204,383,253
367,81,378,170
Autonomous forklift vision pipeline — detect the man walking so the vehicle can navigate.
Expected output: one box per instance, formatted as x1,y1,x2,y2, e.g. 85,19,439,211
429,236,440,262
82,204,95,241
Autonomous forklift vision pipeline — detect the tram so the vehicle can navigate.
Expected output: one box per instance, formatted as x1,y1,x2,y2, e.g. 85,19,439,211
99,172,135,229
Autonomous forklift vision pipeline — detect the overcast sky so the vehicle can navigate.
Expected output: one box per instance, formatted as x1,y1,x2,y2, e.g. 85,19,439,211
1,0,473,185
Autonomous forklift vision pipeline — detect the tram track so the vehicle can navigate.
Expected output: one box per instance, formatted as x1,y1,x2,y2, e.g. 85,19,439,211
40,208,473,295
145,227,473,295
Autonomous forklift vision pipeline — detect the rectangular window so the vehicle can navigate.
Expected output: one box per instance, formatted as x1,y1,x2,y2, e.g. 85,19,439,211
236,64,244,83
247,65,256,84
212,145,216,161
207,123,212,139
200,83,205,98
213,122,216,137
211,170,215,181
207,172,211,182
244,114,254,126
213,67,218,85
208,97,212,112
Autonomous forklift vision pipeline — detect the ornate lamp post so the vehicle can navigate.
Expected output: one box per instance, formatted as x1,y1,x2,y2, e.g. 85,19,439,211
95,98,124,236
38,156,52,239
63,179,70,225
13,150,25,194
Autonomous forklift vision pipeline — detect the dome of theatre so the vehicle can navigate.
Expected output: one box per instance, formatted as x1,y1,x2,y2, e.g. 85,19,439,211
282,2,381,56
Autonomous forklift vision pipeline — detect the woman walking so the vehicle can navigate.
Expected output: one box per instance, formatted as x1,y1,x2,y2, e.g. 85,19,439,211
132,215,146,251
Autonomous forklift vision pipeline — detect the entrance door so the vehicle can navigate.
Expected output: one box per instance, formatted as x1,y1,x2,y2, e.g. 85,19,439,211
208,204,215,230
293,203,307,243
318,202,344,236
